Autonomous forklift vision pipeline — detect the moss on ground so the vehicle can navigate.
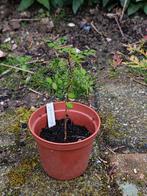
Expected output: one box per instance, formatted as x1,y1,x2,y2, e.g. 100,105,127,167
0,106,36,154
108,68,119,79
0,42,11,51
7,157,40,187
0,109,137,195
101,113,125,140
5,107,35,134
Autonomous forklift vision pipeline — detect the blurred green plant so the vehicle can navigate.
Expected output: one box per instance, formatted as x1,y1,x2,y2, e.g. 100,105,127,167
102,0,147,15
18,0,147,15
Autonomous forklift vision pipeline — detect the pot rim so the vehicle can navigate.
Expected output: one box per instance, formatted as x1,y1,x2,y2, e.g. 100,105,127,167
28,101,101,148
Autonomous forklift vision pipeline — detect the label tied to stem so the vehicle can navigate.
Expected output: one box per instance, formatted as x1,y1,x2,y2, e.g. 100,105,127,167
46,102,56,128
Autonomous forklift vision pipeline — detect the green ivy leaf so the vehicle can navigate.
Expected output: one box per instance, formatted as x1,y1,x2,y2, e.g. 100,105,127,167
144,3,147,14
37,0,50,10
18,0,35,11
72,0,84,14
127,3,142,15
52,82,57,90
66,102,73,109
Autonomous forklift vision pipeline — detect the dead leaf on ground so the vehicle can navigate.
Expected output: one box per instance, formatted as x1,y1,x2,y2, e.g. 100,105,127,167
112,52,123,68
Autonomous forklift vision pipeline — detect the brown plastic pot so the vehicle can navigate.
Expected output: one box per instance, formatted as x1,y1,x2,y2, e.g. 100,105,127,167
28,102,101,180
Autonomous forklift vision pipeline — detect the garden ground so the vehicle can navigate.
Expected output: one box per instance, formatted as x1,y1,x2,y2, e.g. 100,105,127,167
0,1,147,195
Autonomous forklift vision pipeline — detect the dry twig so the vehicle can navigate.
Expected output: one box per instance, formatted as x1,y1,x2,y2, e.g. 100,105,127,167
98,156,108,164
106,13,124,37
114,16,125,37
112,146,125,151
11,18,40,22
106,146,116,154
91,21,105,37
0,63,34,74
28,88,43,96
132,78,147,87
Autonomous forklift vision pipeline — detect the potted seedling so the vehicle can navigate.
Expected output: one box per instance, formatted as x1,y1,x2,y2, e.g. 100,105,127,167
28,38,101,180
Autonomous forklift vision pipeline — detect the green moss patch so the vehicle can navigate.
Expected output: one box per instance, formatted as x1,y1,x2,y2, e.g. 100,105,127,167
101,113,124,140
7,157,39,187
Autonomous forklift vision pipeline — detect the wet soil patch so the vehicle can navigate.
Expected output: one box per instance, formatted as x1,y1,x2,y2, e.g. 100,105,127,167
40,119,91,143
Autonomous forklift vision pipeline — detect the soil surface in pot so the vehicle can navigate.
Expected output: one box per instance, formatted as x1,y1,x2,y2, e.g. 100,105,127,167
40,119,91,143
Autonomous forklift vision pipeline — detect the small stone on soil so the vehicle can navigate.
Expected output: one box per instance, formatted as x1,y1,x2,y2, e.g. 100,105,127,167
133,168,137,174
0,50,6,58
4,37,11,43
68,23,76,27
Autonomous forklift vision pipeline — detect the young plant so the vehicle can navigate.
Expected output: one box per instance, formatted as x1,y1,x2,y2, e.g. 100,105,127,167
46,38,96,140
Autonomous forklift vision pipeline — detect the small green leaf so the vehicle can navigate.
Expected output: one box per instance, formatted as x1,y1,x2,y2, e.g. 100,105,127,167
68,92,76,99
72,0,84,14
58,37,68,44
46,77,52,85
57,78,62,85
47,41,55,48
52,82,57,90
37,0,50,10
21,64,27,70
127,3,142,15
102,0,109,7
66,102,73,109
18,0,35,11
144,3,147,14
81,68,86,75
25,76,31,84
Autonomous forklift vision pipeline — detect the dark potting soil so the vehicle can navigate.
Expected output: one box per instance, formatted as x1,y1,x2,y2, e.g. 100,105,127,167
40,119,91,143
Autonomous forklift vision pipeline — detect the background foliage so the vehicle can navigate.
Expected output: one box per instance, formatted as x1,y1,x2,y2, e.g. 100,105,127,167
30,37,95,100
18,0,147,15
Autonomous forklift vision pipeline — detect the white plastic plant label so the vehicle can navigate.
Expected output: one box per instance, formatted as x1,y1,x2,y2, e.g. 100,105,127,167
46,102,56,128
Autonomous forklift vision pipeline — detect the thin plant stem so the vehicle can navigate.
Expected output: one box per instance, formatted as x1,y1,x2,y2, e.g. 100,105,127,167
114,16,125,37
64,54,73,141
64,113,68,141
0,63,34,74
